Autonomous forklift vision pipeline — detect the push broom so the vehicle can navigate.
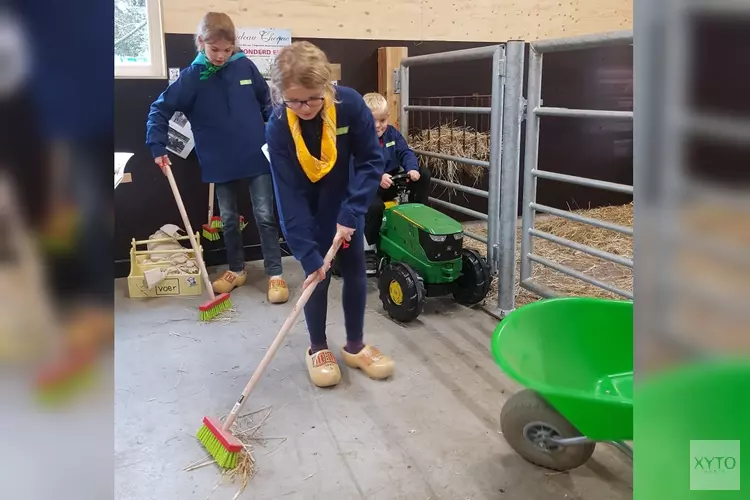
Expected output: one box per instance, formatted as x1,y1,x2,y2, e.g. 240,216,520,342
202,183,249,239
163,163,231,321
197,237,346,468
201,183,221,242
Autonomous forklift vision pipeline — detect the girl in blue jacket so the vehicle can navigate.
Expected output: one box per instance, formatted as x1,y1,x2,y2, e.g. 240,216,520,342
266,42,395,387
146,12,289,304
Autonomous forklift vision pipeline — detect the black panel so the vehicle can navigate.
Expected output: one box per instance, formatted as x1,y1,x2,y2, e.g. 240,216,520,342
418,230,462,262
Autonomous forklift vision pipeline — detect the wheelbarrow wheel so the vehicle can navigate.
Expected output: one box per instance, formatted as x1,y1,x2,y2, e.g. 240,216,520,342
501,390,595,471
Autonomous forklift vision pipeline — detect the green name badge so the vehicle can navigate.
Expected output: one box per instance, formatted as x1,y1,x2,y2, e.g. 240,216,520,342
385,141,396,147
240,79,252,85
336,126,349,135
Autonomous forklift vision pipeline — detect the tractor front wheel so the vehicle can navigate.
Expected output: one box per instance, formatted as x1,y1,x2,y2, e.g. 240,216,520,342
453,248,491,306
378,262,425,323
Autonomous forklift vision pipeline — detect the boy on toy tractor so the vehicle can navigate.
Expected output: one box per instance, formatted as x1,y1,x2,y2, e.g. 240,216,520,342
362,93,431,275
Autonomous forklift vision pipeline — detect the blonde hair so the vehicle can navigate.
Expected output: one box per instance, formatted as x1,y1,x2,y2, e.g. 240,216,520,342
270,41,336,107
363,93,388,114
195,12,236,52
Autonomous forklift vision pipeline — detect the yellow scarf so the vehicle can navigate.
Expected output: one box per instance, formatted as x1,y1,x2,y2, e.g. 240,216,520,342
286,95,338,183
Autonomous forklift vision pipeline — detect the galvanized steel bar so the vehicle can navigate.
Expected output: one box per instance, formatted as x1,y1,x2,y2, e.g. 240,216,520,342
531,202,634,236
527,254,634,299
535,107,633,119
609,441,634,460
531,30,633,53
497,41,525,315
413,149,490,168
429,197,488,221
532,169,634,194
486,45,506,275
520,278,562,298
400,65,409,135
683,112,750,146
520,47,544,283
405,105,491,115
430,177,489,198
464,230,487,244
401,45,502,67
529,228,634,267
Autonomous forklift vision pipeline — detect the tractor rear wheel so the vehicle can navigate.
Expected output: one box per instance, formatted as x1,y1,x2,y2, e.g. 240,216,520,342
453,248,491,306
378,262,425,323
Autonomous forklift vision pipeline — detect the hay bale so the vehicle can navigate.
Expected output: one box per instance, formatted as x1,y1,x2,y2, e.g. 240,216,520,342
462,203,634,306
409,124,489,186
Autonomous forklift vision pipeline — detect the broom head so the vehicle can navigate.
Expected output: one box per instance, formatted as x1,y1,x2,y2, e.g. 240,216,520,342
199,292,232,321
34,350,96,406
210,216,223,229
239,215,248,231
197,416,243,469
202,224,221,241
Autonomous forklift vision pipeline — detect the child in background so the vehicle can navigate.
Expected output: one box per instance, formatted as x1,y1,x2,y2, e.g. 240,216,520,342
362,93,431,272
146,12,288,304
266,41,394,388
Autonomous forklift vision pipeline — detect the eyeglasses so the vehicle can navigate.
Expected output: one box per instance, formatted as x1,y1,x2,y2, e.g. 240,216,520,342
283,97,325,110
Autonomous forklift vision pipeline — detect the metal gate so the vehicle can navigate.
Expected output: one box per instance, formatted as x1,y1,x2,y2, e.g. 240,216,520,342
399,42,525,314
519,31,635,309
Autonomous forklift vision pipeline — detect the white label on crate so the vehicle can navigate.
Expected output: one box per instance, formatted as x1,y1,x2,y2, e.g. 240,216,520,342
155,278,181,296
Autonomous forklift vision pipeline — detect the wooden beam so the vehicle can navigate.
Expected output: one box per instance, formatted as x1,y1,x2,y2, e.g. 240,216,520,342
377,47,408,132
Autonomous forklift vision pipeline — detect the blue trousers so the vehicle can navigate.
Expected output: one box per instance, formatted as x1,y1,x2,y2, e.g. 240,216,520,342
214,174,283,276
304,216,367,347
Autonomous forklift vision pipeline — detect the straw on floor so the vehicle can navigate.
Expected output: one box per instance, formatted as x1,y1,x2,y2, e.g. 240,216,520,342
462,203,634,306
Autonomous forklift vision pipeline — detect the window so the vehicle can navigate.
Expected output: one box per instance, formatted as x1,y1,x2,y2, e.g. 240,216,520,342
114,0,166,78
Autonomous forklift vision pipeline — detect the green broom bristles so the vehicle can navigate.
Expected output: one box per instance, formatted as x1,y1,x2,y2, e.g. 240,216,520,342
202,224,221,241
34,352,97,407
210,216,223,229
196,416,243,469
197,423,239,468
199,293,232,321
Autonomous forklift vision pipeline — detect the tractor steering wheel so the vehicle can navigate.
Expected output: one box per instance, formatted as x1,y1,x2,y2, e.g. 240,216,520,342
390,173,410,185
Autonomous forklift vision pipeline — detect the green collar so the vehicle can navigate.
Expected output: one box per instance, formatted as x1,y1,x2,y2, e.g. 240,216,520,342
193,51,245,80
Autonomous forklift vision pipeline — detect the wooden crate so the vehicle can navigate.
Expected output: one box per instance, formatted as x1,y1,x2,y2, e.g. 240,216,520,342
127,233,203,298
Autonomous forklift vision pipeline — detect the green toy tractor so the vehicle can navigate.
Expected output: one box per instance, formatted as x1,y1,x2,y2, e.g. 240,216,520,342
375,173,491,322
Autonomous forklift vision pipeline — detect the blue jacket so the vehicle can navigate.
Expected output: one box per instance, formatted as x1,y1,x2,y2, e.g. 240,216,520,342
146,52,271,183
18,0,112,140
266,86,384,274
380,125,418,174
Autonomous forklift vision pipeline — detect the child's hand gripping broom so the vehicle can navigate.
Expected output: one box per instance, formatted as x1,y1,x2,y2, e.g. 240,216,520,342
162,163,231,321
197,236,347,468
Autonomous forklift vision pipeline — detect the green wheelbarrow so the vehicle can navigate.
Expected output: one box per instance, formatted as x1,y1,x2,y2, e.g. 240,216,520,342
491,297,633,471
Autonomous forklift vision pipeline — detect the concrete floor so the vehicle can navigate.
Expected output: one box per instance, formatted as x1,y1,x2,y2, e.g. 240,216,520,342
115,257,632,500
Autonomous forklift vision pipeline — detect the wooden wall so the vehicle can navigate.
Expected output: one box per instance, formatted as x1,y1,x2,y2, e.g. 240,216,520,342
162,0,632,42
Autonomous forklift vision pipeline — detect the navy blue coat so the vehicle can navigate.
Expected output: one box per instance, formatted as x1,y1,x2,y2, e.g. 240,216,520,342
380,125,418,174
266,86,385,274
146,52,271,183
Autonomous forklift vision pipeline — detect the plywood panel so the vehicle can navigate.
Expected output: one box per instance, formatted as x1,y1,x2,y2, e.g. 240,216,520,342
378,47,408,131
163,0,633,42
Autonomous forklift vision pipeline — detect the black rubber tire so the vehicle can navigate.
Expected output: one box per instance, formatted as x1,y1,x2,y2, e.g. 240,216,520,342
453,248,491,306
378,262,425,323
500,390,596,471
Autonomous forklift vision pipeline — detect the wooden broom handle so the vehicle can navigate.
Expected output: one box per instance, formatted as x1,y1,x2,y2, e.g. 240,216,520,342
207,183,215,225
163,165,216,300
222,237,346,432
